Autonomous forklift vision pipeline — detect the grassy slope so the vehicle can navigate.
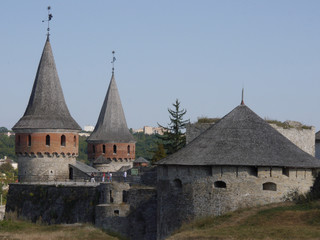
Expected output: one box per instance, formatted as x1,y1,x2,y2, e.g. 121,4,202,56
0,220,122,240
168,201,320,240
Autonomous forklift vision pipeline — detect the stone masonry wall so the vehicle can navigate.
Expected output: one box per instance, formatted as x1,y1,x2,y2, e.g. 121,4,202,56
6,182,157,240
157,165,315,239
96,183,157,240
270,124,315,156
186,123,315,156
17,156,76,182
5,184,99,224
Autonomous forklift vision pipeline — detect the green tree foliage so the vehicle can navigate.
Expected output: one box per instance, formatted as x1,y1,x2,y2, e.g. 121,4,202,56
0,135,16,160
134,132,159,160
0,162,13,173
158,99,189,155
152,143,167,163
78,136,89,164
0,127,8,133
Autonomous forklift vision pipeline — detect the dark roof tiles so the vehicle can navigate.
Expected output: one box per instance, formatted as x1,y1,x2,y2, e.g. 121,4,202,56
13,37,81,131
157,105,320,168
87,73,135,143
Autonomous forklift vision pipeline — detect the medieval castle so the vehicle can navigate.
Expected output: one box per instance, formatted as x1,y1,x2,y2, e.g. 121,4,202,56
5,31,320,240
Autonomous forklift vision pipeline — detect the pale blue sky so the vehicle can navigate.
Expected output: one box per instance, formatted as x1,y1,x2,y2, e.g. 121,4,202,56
1,1,320,130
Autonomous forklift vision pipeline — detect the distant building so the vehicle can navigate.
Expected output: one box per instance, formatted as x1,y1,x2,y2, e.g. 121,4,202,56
84,125,94,132
2,132,15,137
133,126,165,135
133,157,150,167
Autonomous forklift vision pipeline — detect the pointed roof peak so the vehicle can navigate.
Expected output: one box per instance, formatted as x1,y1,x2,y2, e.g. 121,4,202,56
157,103,320,168
87,71,134,143
13,37,81,131
240,88,245,105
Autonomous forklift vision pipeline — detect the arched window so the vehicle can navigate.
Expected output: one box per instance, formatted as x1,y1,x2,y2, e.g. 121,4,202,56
74,136,76,147
127,145,130,154
214,181,227,188
61,135,66,146
46,135,50,146
113,145,117,154
103,145,106,154
92,145,95,153
28,135,31,147
17,135,21,146
263,182,277,191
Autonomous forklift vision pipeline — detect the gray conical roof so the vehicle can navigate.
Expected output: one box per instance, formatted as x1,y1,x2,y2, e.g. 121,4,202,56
12,37,81,131
157,104,320,168
87,73,135,143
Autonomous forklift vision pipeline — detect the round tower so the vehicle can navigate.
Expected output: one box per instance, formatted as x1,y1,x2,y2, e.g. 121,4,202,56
12,36,81,182
87,69,135,172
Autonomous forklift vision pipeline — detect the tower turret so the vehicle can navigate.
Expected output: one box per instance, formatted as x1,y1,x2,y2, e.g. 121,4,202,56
12,36,81,182
87,67,135,172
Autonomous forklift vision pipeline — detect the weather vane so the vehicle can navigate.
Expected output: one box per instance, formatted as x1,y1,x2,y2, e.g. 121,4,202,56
111,51,116,73
42,6,53,37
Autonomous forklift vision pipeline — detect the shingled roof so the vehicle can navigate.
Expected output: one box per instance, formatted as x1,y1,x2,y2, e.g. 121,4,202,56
87,73,135,143
157,104,320,168
12,37,81,131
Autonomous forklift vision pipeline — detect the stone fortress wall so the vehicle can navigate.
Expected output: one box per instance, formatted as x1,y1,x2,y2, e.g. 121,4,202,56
157,165,315,239
186,121,316,156
6,181,157,240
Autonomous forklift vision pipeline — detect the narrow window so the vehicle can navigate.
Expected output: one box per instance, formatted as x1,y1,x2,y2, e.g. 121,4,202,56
92,145,95,153
61,135,66,146
114,210,119,216
236,167,239,177
17,135,21,146
110,190,114,203
103,145,106,154
74,136,76,147
123,190,128,203
249,167,258,177
28,135,31,147
46,135,50,146
282,168,289,177
214,181,227,188
127,145,130,154
270,167,272,177
113,145,117,154
69,167,73,180
263,182,277,191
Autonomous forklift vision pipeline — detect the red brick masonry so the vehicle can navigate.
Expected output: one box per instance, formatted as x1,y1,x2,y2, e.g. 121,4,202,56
87,142,135,160
15,132,78,155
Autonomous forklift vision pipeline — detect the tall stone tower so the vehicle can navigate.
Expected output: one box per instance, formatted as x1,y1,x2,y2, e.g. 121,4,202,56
87,70,135,172
12,36,81,182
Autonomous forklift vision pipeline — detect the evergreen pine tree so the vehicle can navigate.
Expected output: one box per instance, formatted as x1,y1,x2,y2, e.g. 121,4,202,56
157,99,189,155
151,143,167,163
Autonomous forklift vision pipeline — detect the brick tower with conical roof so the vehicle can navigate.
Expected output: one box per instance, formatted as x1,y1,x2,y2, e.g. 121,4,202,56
12,36,81,182
87,69,135,172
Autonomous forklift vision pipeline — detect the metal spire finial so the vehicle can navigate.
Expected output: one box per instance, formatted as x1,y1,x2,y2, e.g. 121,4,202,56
42,6,53,37
241,88,245,105
111,51,116,74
